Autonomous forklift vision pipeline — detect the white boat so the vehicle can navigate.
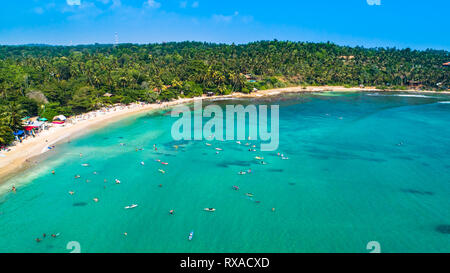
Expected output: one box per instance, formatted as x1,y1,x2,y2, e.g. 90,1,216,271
124,204,138,209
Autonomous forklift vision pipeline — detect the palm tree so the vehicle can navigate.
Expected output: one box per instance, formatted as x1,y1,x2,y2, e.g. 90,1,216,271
0,124,13,145
1,102,27,132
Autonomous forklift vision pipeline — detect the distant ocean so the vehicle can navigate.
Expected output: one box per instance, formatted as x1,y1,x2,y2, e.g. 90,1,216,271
1,92,449,253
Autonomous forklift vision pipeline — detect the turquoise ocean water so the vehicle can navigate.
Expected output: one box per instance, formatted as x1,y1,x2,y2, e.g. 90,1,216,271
0,92,449,253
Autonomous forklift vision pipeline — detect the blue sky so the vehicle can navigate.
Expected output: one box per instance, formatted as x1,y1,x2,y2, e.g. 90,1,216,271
0,0,448,50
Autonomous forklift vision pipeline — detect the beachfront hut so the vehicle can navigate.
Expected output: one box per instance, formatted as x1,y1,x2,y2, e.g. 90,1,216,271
52,115,67,124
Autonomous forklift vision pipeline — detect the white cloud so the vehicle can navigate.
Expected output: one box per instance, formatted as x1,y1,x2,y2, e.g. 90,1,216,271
67,0,81,6
145,0,161,8
366,0,381,5
212,14,232,23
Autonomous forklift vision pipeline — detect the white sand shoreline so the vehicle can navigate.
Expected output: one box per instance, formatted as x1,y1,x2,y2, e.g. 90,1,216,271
0,85,448,184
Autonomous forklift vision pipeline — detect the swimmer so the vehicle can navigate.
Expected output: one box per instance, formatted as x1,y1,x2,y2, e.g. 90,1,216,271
141,161,145,166
115,179,121,184
169,210,174,215
123,232,128,236
12,186,16,193
261,161,267,165
36,238,41,243
159,184,163,187
93,198,99,202
51,170,55,175
69,191,75,195
93,171,97,175
75,175,81,179
79,153,83,157
272,208,276,212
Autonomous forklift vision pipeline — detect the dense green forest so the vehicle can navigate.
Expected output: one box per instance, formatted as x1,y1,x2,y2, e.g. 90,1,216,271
0,41,449,145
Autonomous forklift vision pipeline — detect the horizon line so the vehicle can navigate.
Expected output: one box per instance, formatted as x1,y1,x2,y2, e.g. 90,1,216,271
1,40,449,52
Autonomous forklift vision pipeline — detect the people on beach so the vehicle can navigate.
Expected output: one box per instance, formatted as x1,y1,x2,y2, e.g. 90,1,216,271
51,170,55,174
11,186,16,193
169,210,174,215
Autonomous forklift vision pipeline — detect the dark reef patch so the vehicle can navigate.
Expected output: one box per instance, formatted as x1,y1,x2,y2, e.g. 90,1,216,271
267,169,284,173
73,202,88,207
216,161,252,168
401,189,434,196
435,225,450,234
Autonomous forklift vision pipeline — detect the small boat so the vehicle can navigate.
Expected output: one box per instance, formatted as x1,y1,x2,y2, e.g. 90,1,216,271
158,169,165,174
236,141,241,144
115,179,121,184
255,156,264,160
215,148,223,151
140,161,145,165
238,171,246,175
205,143,212,146
232,185,239,190
161,162,168,165
246,193,254,197
188,230,194,241
81,163,89,167
124,204,138,209
204,208,216,212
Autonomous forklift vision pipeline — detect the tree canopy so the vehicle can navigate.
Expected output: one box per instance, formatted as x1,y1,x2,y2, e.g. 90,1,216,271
0,41,449,145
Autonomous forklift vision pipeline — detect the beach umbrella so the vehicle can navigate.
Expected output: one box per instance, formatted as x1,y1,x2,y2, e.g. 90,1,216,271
38,117,48,121
53,115,67,121
21,116,30,121
13,130,25,136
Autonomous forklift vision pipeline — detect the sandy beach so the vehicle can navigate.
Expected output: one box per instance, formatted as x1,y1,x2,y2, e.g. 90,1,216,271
0,85,448,183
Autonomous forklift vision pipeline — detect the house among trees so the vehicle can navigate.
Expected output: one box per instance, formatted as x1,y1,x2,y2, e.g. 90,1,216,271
103,93,113,97
408,80,424,89
339,55,355,60
243,73,257,83
443,62,450,67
